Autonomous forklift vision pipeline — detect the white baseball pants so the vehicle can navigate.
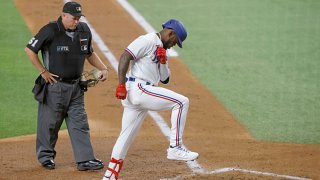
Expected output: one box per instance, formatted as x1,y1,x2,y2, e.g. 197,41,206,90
110,80,189,159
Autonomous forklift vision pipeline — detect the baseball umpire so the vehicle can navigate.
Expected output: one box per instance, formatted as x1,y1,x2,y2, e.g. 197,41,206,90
25,2,108,170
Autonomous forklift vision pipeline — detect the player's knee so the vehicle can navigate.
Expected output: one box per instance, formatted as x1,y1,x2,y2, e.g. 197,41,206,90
173,95,189,110
181,96,189,108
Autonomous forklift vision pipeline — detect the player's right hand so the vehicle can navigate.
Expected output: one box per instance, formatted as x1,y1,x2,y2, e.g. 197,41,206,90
115,84,127,100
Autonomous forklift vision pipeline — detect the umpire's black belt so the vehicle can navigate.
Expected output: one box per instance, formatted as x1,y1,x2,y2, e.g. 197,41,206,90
54,77,80,84
125,77,153,86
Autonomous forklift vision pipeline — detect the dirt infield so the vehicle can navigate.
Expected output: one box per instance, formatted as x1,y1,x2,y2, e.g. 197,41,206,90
1,0,319,179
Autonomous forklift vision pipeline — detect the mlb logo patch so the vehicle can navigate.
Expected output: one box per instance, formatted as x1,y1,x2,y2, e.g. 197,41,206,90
76,7,81,12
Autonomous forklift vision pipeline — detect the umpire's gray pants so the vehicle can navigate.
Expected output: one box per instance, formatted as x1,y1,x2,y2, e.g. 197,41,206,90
36,81,95,163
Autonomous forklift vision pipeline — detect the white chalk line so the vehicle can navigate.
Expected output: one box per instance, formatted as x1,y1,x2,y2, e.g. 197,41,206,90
64,0,311,179
161,167,311,180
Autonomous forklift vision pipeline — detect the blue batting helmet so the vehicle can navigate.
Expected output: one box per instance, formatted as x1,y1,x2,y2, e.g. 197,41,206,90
162,19,187,48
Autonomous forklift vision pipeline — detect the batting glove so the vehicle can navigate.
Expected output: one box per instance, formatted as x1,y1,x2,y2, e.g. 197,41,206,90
156,47,167,64
115,84,127,100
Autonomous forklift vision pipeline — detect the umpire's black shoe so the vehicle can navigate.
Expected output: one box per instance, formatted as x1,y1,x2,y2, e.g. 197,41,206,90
42,159,55,170
77,159,104,171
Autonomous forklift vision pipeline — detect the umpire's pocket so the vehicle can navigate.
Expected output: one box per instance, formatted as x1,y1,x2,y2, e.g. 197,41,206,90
32,75,47,103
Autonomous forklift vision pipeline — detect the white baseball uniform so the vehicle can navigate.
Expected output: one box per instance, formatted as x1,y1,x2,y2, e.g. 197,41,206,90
110,33,190,160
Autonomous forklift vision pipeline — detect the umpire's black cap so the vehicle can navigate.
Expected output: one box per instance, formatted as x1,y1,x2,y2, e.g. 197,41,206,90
63,2,85,17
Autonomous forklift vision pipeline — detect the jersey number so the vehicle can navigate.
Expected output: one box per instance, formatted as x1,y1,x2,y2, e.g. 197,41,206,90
28,37,38,47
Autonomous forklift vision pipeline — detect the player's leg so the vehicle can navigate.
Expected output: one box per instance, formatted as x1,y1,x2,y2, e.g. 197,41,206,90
135,84,199,161
136,84,188,146
104,107,147,179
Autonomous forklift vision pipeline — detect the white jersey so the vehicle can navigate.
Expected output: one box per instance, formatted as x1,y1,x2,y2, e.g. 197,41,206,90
125,33,162,85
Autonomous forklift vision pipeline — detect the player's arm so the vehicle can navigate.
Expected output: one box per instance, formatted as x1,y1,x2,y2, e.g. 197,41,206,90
160,63,170,84
118,51,132,84
156,47,170,84
115,51,133,100
87,52,108,81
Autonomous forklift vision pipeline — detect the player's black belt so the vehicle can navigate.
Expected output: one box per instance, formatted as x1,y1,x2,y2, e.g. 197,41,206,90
125,77,153,86
54,77,80,84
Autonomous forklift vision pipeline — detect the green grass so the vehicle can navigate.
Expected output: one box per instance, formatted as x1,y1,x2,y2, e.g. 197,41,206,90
2,0,319,144
128,0,320,144
0,0,38,138
0,0,68,138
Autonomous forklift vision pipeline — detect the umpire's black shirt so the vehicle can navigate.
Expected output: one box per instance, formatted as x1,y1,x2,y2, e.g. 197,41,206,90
26,16,93,79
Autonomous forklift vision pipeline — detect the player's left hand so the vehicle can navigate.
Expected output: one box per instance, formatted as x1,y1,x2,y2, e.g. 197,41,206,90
156,47,167,64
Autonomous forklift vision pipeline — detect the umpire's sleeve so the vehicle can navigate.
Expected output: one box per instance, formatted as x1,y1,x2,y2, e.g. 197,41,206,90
26,24,54,53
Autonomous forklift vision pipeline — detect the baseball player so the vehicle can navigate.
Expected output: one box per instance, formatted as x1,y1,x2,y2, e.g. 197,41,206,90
103,19,199,180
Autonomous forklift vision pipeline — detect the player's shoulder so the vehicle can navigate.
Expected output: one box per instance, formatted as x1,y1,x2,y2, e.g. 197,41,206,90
129,33,157,48
136,33,157,43
141,33,157,39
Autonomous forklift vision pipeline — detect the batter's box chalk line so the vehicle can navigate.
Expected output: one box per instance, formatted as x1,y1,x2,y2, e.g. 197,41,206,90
161,167,312,180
